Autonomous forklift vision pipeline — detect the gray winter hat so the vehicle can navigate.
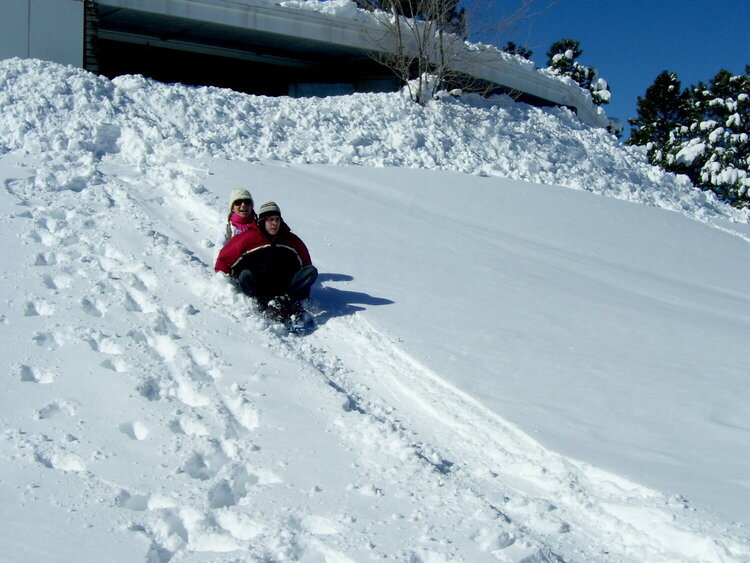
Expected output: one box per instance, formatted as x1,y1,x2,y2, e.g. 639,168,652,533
258,201,281,221
229,188,253,213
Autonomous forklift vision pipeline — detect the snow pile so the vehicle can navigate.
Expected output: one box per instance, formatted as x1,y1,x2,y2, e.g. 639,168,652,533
2,58,747,229
1,58,749,561
279,0,366,18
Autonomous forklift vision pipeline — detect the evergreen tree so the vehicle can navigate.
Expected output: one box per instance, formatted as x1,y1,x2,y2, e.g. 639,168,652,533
667,67,750,205
627,71,691,168
546,39,582,79
501,41,532,60
630,66,749,207
546,39,610,105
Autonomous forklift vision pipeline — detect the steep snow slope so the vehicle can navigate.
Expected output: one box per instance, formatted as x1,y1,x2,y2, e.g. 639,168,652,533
1,59,749,561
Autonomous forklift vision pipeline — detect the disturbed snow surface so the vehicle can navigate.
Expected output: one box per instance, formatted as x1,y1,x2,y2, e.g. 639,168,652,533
1,59,749,561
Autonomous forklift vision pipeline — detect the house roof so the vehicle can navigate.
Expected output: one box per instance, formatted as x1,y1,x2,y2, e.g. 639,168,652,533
95,0,607,127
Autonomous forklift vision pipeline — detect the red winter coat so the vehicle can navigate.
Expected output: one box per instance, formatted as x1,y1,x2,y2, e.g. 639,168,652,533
214,222,312,278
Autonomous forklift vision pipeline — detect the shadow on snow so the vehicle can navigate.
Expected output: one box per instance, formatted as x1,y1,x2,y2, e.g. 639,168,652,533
310,273,394,325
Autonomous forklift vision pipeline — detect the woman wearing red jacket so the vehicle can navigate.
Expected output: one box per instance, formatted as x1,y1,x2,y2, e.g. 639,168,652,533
214,202,317,322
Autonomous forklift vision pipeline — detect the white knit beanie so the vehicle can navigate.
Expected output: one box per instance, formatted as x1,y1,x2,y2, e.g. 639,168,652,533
258,201,281,220
229,188,253,213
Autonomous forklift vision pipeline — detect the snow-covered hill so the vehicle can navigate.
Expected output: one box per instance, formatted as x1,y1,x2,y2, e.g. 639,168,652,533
1,58,749,561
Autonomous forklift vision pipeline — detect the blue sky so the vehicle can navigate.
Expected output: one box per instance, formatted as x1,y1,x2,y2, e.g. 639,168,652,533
483,0,749,138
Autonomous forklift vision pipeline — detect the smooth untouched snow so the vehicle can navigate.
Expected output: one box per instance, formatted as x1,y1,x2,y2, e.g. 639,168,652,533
1,58,749,562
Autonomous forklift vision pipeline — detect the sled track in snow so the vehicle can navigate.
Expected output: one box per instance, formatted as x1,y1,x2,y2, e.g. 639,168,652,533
282,314,750,562
251,320,574,560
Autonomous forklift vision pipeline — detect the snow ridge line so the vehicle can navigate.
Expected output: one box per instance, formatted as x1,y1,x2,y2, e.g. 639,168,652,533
291,314,750,562
2,58,749,232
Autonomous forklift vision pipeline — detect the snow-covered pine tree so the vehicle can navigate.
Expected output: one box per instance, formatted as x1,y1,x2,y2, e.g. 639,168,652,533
546,39,610,106
666,67,749,207
546,39,582,78
501,41,532,60
627,71,691,169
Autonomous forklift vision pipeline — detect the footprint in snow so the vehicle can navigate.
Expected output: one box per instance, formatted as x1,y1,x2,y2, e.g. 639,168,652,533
33,448,86,472
137,377,162,401
181,447,231,481
169,303,201,330
208,480,240,509
116,490,150,511
174,380,211,408
32,331,60,349
209,464,280,509
169,413,211,436
20,364,56,384
119,420,149,440
24,299,56,317
222,383,261,431
42,273,73,290
101,357,129,373
33,251,57,266
41,274,57,289
84,331,122,355
214,510,264,541
35,400,76,420
473,527,516,552
80,297,105,317
123,288,158,314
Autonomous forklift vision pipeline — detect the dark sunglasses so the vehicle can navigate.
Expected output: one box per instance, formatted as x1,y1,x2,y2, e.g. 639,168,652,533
233,199,253,207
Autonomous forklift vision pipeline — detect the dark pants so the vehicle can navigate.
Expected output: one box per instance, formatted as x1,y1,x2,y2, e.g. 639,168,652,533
238,265,318,304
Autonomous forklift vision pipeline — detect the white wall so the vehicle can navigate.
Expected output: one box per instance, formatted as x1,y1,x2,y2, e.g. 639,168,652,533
0,0,30,59
0,0,83,67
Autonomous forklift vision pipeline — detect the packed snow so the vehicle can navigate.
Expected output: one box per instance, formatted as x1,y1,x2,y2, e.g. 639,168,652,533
1,58,749,562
